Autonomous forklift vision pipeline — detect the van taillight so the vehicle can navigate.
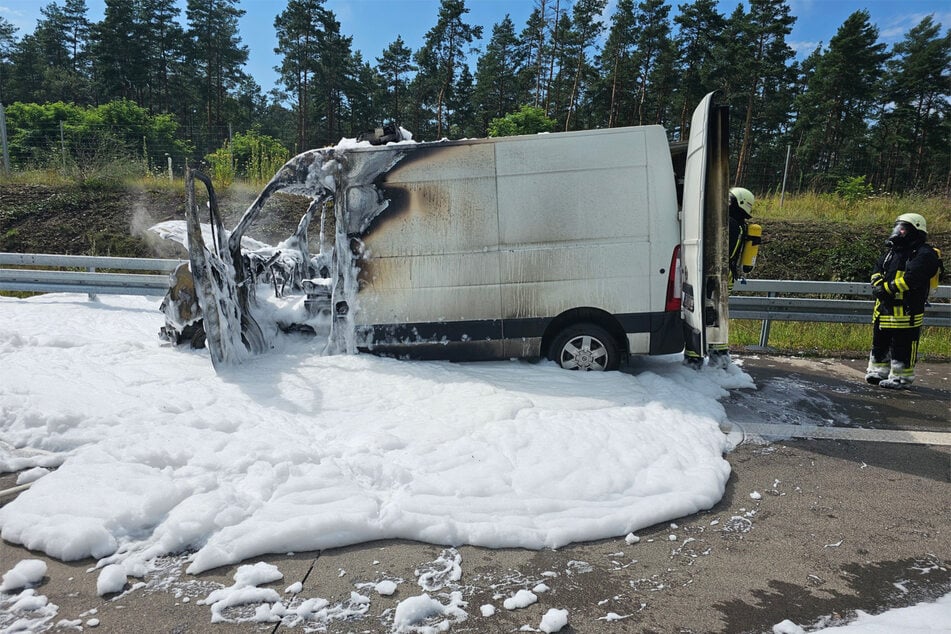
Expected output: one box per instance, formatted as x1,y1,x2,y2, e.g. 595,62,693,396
665,245,682,312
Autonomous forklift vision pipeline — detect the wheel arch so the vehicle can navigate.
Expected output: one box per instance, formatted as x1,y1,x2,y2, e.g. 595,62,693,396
540,307,629,361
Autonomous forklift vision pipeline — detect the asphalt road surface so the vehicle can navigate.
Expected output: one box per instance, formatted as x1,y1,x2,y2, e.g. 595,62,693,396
1,355,949,634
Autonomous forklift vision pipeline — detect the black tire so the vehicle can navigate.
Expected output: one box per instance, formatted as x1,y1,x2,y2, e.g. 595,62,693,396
548,323,620,371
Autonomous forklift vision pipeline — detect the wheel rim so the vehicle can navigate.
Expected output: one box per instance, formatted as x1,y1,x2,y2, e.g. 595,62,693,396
559,335,609,371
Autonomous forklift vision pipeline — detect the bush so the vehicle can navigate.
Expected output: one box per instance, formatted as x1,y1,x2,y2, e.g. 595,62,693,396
488,106,556,137
205,128,290,186
834,175,874,206
3,100,191,182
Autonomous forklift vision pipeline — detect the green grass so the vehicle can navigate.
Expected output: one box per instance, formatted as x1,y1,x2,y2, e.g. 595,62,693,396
1,168,73,186
0,168,277,196
755,191,951,233
730,320,951,361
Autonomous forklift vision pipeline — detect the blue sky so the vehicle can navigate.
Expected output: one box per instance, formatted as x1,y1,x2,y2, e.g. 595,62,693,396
1,0,949,93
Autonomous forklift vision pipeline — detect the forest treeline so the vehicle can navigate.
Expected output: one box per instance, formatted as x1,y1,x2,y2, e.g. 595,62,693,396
0,0,948,194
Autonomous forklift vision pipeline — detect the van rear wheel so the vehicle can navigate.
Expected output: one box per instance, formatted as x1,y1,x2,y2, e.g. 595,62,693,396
549,323,620,371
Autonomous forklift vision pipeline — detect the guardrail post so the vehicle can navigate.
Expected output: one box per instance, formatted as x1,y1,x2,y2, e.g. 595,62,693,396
758,291,775,347
87,265,98,301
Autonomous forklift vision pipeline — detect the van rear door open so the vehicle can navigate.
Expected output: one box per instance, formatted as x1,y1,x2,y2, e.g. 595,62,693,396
680,92,730,359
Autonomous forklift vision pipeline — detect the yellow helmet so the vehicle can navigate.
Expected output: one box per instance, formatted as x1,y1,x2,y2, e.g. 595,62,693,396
730,187,754,217
896,213,926,234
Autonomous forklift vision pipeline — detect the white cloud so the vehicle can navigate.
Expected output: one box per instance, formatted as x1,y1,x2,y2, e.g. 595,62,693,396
789,39,823,56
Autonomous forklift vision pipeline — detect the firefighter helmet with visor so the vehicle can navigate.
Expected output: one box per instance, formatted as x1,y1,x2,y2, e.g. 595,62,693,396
730,187,755,218
896,213,927,234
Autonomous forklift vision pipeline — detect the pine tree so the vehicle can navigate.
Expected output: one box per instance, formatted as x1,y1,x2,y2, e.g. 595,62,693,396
91,0,142,102
231,75,266,133
9,2,86,102
544,8,574,125
673,0,726,138
562,0,606,131
792,10,888,188
593,0,636,128
728,0,796,185
313,15,354,144
414,0,482,138
185,0,249,145
518,1,555,109
349,52,386,136
447,64,476,137
630,0,672,127
646,32,677,127
139,0,185,114
275,0,330,149
376,36,416,127
62,0,91,76
37,3,70,69
874,16,950,192
473,15,524,134
8,34,48,104
0,17,18,103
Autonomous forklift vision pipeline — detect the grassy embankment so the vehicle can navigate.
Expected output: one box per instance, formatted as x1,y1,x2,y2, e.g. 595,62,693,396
730,192,950,360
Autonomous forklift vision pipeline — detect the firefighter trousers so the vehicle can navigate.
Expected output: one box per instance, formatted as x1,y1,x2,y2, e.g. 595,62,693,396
870,321,921,371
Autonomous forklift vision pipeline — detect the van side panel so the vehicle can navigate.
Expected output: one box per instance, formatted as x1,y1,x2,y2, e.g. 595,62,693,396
350,126,683,360
494,127,680,353
497,242,650,315
355,143,502,329
495,128,653,246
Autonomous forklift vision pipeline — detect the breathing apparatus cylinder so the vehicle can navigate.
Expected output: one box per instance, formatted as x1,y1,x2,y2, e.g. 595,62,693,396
741,224,762,274
931,247,943,290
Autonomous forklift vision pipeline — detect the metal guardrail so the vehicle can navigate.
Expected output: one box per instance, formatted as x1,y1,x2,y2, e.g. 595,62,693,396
0,252,183,297
730,278,951,347
1,253,948,347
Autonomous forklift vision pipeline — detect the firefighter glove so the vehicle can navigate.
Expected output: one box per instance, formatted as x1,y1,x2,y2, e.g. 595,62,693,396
872,284,891,301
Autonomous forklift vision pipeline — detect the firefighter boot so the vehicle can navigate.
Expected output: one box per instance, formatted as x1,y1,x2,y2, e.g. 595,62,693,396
683,349,704,369
865,354,889,385
708,345,732,370
879,360,914,390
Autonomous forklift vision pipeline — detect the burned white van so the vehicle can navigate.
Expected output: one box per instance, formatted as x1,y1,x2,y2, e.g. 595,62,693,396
154,92,730,372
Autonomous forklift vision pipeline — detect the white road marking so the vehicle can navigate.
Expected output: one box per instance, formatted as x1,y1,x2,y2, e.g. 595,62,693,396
723,422,951,447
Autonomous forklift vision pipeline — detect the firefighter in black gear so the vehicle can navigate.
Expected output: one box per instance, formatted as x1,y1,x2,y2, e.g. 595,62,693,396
865,213,941,389
728,187,755,290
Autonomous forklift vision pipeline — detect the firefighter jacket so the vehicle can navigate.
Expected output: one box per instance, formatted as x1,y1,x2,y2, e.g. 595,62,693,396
871,241,940,329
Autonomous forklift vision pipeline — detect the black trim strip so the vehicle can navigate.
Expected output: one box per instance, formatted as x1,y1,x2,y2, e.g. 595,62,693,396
360,311,685,361
364,312,680,345
364,319,503,343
